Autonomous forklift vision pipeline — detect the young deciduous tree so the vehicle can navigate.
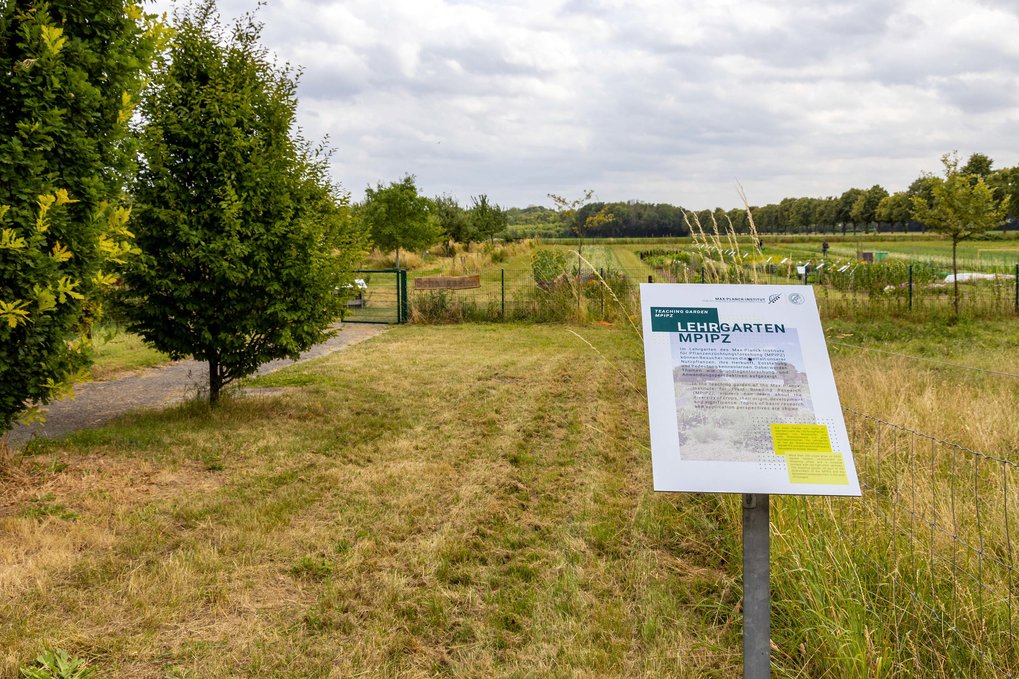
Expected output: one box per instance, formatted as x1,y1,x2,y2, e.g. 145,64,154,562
0,1,161,433
549,189,604,252
361,176,439,267
911,153,1009,315
432,195,471,254
467,194,507,245
122,2,366,405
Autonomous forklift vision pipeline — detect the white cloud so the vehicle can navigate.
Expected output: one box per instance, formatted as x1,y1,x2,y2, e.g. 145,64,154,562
142,0,1019,208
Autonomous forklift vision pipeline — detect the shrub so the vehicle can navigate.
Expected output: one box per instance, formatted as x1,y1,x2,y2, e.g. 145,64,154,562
0,1,162,432
531,249,568,286
413,290,464,323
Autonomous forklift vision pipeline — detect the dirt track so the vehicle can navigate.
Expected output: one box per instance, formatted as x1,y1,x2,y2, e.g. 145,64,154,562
6,324,387,448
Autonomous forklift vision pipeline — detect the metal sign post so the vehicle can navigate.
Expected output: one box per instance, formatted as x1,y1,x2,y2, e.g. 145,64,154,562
743,493,770,679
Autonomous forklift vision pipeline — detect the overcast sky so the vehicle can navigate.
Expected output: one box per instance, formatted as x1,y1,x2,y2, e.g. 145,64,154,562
145,0,1019,210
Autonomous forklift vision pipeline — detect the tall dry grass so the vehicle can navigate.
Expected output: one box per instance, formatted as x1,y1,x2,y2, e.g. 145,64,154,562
362,248,426,270
575,216,1019,676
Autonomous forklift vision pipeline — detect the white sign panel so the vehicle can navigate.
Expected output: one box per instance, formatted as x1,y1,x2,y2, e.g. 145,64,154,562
641,283,861,496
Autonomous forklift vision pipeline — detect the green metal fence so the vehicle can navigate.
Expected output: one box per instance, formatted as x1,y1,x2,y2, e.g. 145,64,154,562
343,269,408,324
404,262,1019,323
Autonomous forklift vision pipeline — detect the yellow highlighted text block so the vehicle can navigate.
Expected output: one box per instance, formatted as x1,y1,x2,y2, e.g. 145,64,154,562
770,424,832,456
786,451,849,485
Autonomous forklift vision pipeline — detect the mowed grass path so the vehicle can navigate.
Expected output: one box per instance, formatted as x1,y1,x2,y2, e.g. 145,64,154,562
1,325,737,678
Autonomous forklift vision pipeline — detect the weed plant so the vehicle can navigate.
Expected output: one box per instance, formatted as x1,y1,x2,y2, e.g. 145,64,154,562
19,649,95,679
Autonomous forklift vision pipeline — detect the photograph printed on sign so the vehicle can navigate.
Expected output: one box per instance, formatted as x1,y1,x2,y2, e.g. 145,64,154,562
671,327,814,462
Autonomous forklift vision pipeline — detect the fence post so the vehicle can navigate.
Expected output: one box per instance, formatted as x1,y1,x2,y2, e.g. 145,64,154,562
909,264,913,312
395,269,402,323
501,269,505,320
399,270,408,323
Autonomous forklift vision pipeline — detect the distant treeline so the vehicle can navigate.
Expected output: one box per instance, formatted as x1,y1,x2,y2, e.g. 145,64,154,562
507,202,691,238
506,153,1019,238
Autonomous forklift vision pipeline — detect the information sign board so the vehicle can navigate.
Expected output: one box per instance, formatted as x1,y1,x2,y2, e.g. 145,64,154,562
641,283,860,496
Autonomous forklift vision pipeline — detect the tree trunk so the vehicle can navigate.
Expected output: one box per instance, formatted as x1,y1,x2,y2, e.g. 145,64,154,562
209,356,223,406
952,239,960,316
395,247,400,269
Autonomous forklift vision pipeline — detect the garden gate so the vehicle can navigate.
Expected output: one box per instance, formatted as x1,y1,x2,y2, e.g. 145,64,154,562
343,269,408,324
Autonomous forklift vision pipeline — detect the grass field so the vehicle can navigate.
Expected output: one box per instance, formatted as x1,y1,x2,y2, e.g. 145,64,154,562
815,241,1019,270
3,313,1016,677
546,244,656,281
750,238,1019,272
629,237,1019,270
2,324,741,677
7,235,1017,675
89,326,170,381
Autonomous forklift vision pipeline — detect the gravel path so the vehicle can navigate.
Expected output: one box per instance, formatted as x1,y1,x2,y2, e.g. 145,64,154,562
7,324,388,448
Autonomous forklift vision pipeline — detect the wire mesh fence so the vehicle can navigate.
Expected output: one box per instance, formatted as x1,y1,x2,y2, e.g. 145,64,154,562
767,411,1017,677
644,255,1019,320
408,267,640,323
404,261,1019,323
